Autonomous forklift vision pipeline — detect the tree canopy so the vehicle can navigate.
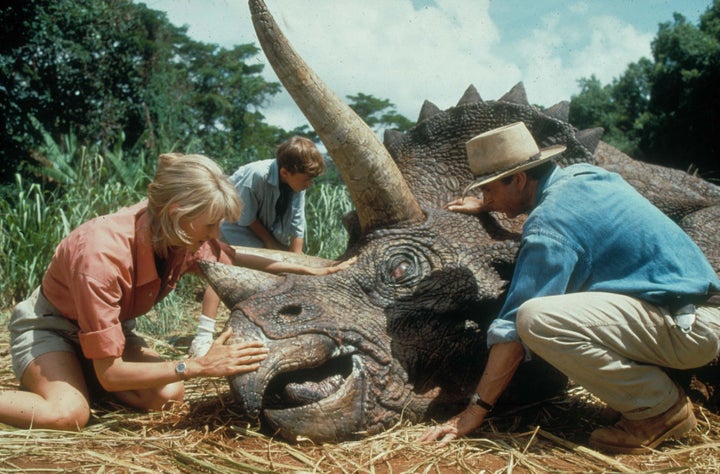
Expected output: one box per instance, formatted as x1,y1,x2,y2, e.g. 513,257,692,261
569,0,720,179
4,0,716,185
0,0,288,182
0,0,415,185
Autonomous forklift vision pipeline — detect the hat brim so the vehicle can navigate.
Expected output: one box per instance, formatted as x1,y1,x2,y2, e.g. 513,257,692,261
463,145,566,196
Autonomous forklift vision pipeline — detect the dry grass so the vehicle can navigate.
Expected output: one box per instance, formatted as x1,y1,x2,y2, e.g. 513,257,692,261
1,317,719,473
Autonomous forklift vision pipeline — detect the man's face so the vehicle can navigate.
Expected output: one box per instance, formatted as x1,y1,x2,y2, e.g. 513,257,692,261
479,175,529,218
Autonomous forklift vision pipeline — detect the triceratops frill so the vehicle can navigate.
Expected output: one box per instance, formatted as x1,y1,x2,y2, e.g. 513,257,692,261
200,0,720,443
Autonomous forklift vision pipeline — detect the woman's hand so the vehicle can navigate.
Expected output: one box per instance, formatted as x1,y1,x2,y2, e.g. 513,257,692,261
307,256,358,275
325,256,357,274
193,327,268,377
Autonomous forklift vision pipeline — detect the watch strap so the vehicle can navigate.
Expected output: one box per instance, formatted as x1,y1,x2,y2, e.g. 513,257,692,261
471,392,494,411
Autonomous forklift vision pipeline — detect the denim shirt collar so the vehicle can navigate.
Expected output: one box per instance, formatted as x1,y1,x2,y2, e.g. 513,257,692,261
532,164,561,210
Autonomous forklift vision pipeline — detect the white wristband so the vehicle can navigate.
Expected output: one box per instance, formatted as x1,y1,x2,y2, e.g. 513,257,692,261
197,314,216,333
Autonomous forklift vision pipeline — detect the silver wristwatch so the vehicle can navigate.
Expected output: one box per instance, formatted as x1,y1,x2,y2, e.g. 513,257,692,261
175,361,188,378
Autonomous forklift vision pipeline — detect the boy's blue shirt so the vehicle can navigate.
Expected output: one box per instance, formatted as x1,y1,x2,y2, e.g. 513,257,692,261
487,163,720,347
220,159,305,247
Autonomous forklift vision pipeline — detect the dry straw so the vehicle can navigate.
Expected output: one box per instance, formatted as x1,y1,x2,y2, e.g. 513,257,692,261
0,329,718,472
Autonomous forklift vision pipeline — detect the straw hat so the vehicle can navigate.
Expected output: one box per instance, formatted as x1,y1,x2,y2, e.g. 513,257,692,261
463,122,565,195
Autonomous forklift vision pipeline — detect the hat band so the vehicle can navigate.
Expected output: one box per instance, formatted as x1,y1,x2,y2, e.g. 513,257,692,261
482,151,542,180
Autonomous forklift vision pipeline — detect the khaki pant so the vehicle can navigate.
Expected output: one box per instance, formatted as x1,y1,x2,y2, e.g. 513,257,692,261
516,292,720,420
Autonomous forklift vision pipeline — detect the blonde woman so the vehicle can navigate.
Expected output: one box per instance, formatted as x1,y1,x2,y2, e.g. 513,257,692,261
2,153,268,430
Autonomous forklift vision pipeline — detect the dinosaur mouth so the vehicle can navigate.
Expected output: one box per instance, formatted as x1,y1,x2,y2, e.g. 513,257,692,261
264,353,356,407
263,353,365,442
229,334,366,442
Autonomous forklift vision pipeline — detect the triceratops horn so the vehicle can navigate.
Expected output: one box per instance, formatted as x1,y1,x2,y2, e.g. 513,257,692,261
199,260,283,310
249,0,425,235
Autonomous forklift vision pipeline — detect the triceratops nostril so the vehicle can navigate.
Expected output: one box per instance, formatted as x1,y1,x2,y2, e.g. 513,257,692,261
279,304,302,316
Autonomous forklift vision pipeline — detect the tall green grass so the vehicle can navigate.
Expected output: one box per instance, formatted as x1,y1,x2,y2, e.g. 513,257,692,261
0,129,353,339
304,182,353,259
0,126,151,311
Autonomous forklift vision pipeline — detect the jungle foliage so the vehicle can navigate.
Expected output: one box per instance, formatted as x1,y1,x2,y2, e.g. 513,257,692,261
569,0,720,179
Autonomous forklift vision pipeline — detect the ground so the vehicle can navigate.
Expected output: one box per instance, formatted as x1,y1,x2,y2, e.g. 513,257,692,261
1,315,719,473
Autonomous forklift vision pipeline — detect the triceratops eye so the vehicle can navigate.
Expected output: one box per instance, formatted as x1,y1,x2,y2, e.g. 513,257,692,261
391,261,411,281
384,254,417,284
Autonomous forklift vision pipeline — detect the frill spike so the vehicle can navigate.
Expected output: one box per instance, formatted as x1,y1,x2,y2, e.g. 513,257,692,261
383,129,405,158
544,101,570,122
457,85,484,106
575,127,604,154
417,100,441,123
499,82,529,105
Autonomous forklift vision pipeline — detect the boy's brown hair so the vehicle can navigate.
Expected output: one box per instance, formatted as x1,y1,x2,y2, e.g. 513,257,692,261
276,136,326,177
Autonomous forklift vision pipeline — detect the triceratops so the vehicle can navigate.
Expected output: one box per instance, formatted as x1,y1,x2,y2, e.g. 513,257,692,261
201,0,720,443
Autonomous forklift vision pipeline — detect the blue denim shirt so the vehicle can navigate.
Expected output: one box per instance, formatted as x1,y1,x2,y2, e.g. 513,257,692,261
487,163,720,347
220,159,306,248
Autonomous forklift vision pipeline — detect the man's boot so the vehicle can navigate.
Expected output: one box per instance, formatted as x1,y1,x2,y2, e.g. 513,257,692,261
588,389,697,454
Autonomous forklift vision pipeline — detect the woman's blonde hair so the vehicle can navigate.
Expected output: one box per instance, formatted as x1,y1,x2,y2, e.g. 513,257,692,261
147,153,241,257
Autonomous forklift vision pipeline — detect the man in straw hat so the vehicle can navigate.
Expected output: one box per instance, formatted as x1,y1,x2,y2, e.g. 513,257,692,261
420,122,720,454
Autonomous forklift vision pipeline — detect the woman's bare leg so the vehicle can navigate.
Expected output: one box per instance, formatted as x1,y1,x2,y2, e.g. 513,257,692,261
0,351,90,430
111,340,184,410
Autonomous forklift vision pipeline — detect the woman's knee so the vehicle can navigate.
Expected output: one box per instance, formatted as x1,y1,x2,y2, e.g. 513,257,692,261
154,382,185,409
36,399,91,430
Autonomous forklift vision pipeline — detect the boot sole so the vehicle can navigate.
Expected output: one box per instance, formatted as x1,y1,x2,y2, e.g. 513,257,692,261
589,414,697,455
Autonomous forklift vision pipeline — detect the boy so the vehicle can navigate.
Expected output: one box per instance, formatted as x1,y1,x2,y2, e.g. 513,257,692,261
220,135,325,252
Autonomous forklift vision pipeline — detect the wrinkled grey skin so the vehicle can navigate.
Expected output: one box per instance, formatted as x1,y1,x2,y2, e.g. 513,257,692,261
201,0,720,443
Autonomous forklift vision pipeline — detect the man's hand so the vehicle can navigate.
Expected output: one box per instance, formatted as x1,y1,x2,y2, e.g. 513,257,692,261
419,404,487,446
444,196,485,215
419,341,525,446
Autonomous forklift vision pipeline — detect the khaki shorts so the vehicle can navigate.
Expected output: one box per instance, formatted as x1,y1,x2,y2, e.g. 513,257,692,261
9,287,146,384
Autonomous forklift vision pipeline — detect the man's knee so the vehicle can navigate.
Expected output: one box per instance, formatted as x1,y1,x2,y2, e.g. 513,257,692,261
516,297,555,345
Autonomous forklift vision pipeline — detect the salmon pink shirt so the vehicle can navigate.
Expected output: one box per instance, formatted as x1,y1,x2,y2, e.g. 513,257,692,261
41,201,233,359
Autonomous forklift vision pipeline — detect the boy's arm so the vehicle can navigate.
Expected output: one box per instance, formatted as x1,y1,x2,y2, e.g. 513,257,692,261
288,236,304,253
248,219,284,250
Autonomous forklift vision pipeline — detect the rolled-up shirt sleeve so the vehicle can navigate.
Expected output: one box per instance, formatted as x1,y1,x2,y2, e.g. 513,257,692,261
74,270,126,359
288,191,306,238
487,230,585,347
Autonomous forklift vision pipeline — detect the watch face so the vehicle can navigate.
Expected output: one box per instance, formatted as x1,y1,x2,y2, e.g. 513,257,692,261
175,362,187,375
